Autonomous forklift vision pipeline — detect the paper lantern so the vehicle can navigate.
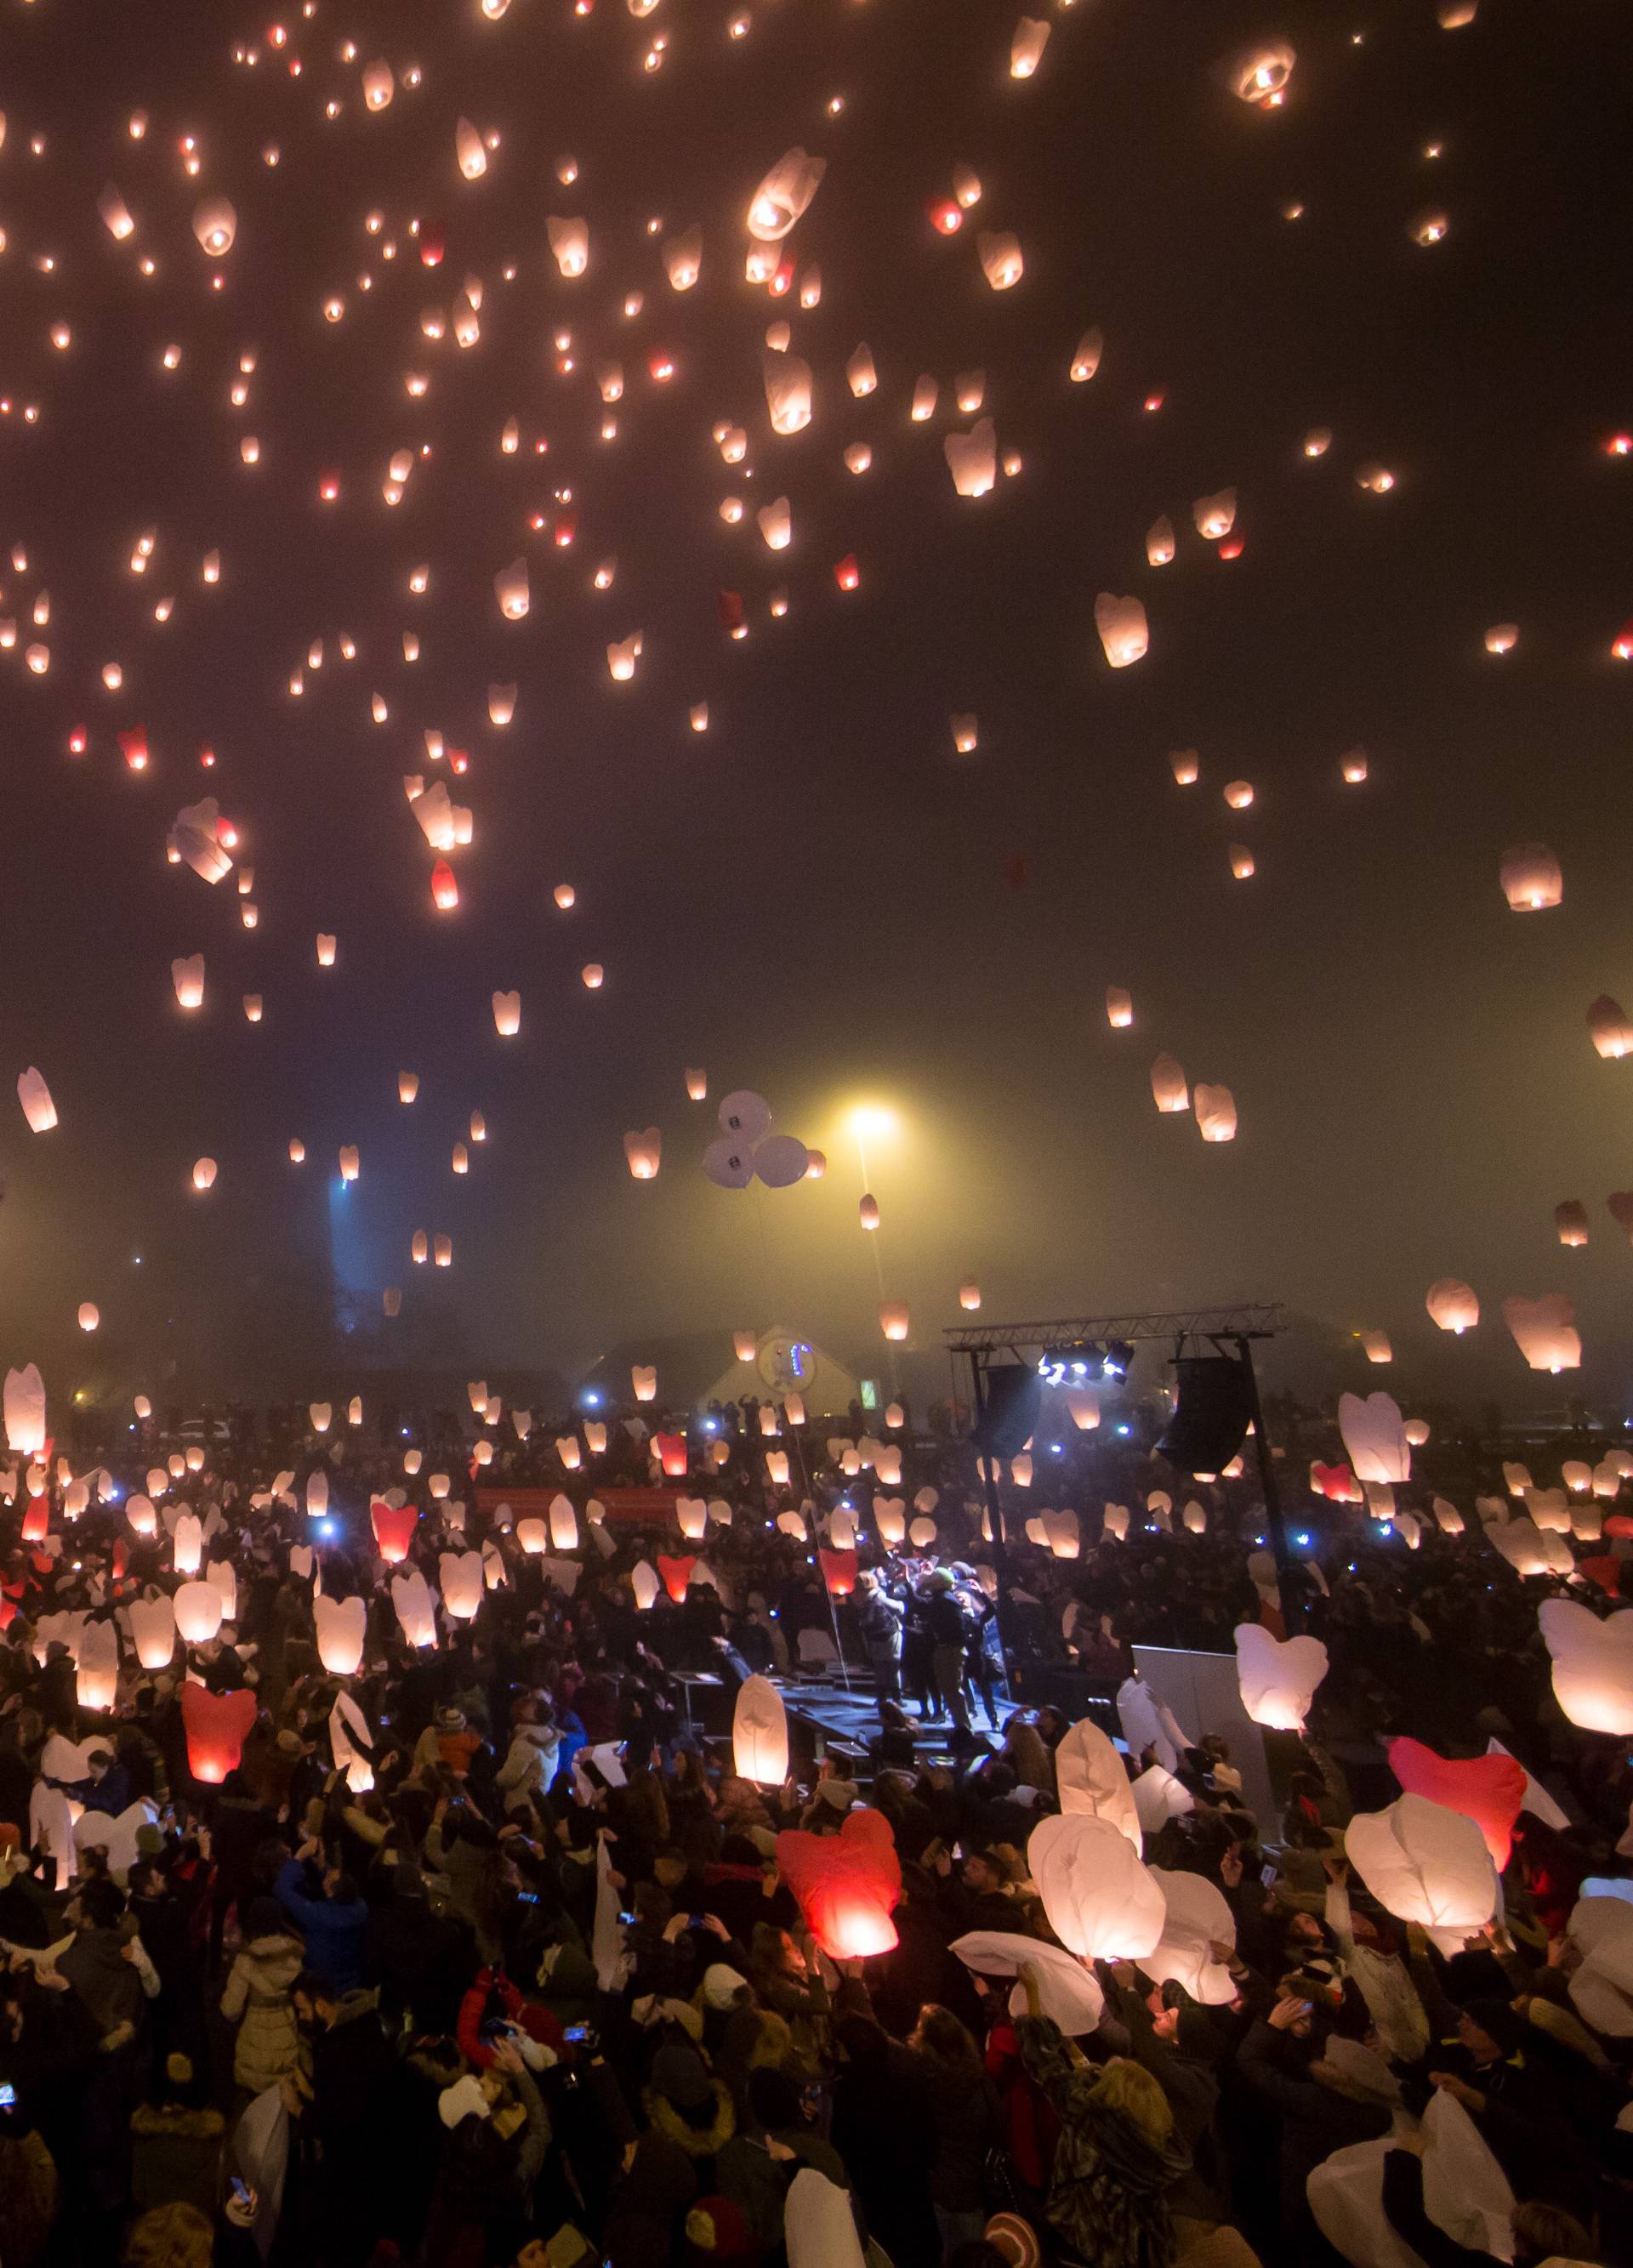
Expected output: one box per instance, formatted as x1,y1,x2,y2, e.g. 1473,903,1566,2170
306,1472,328,1517
391,1569,437,1647
631,1559,660,1611
172,953,205,1010
74,1618,119,1713
1386,1737,1526,1869
314,1594,366,1676
1425,1279,1479,1334
747,147,827,241
1345,1793,1498,1953
1538,1598,1633,1733
438,1549,483,1621
1151,1054,1189,1113
623,1127,661,1180
547,216,589,276
1485,622,1518,655
1232,42,1295,105
1054,1715,1143,1850
1503,1293,1580,1372
125,1492,157,1540
128,1594,176,1669
3,1363,46,1458
193,196,236,255
946,419,997,497
1141,1871,1238,2005
846,343,877,396
174,1578,222,1645
484,988,521,1040
182,1685,256,1784
17,1068,57,1133
758,497,792,549
371,1499,417,1563
1235,1622,1329,1730
1499,844,1562,912
316,934,337,967
675,1495,708,1543
455,116,487,178
1010,15,1050,74
732,1674,788,1784
879,1302,909,1342
1339,1391,1410,1485
776,1809,901,1958
434,1235,452,1267
764,354,812,435
1095,593,1148,668
663,224,702,289
1195,1084,1237,1142
308,1401,332,1435
657,1554,696,1605
906,1515,935,1548
819,1548,858,1598
581,963,605,988
173,1512,203,1577
977,230,1023,288
1028,1812,1164,1959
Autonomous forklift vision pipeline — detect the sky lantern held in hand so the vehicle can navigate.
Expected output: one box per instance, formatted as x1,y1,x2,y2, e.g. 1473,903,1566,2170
777,1809,901,1958
181,1685,256,1784
733,1674,788,1784
1028,1813,1165,1958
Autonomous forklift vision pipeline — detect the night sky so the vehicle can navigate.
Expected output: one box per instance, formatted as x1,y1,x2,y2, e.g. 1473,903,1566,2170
1,0,1630,1410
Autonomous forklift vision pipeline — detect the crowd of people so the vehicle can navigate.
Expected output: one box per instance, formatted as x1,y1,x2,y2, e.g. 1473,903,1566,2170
1,1389,1630,2268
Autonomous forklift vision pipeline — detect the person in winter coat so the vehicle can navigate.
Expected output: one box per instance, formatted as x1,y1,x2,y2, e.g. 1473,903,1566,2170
1235,1995,1391,2254
1016,1969,1194,2268
285,1970,401,2268
908,2003,1003,2257
830,2012,941,2268
856,1575,906,1702
274,1842,367,1993
494,1714,562,1820
219,1898,303,2097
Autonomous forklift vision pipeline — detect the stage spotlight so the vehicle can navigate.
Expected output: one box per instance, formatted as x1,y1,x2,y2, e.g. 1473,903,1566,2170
1101,1340,1135,1383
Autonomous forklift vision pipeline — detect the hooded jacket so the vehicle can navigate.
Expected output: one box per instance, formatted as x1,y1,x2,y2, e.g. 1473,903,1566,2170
219,1931,304,2093
1018,2011,1194,2268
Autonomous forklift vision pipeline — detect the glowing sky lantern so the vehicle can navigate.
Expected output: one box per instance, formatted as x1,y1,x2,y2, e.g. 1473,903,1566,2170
1556,1199,1590,1247
1499,843,1562,910
1539,1599,1633,1735
172,953,205,1009
879,1302,910,1342
1426,1278,1479,1333
440,1549,484,1620
492,989,521,1037
764,354,813,435
314,1594,366,1677
1151,1054,1189,1113
1345,1793,1498,1954
946,418,998,497
777,1809,901,1959
181,1685,256,1785
1235,1623,1329,1729
1193,488,1238,538
733,1674,788,1784
1030,1813,1164,1958
174,1577,221,1644
977,231,1023,289
1147,517,1175,566
129,1594,176,1670
548,1492,578,1551
456,117,487,179
391,1570,437,1649
1588,997,1633,1059
495,559,530,620
1485,622,1518,655
488,683,516,726
747,146,827,241
362,59,394,110
632,1364,657,1402
1232,42,1296,106
548,216,589,276
338,1145,359,1183
1194,1084,1237,1142
1095,592,1148,668
624,1128,661,1179
17,1069,57,1134
193,196,236,255
191,1158,217,1192
371,1498,417,1563
1503,1292,1581,1372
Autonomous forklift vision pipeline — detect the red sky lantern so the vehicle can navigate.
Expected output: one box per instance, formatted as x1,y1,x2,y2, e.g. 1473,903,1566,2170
928,197,962,234
554,510,578,547
834,555,860,592
371,1498,418,1563
1386,1736,1526,1869
431,859,458,911
819,1548,857,1598
647,351,674,382
718,588,745,636
119,726,150,771
420,227,445,268
777,1808,902,1960
21,1498,48,1543
653,1430,689,1479
181,1684,257,1785
657,1553,696,1604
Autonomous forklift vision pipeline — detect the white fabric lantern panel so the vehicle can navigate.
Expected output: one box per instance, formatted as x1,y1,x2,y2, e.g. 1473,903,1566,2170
732,1674,789,1785
1027,1812,1164,1959
1235,1622,1329,1730
1345,1793,1498,1955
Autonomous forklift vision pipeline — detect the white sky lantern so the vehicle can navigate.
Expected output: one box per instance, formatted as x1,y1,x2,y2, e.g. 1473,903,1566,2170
747,146,827,241
76,1300,100,1335
392,1570,437,1648
492,990,521,1037
488,683,516,726
306,1472,328,1516
1564,1459,1594,1494
758,496,793,549
129,1594,175,1669
1029,1813,1165,1958
946,418,998,497
632,1560,661,1611
1194,488,1238,539
440,1549,484,1619
677,1495,708,1541
956,369,985,413
1500,843,1562,911
1195,1084,1237,1142
1426,1278,1479,1333
911,374,938,423
632,1364,657,1402
845,344,878,399
435,1234,453,1267
172,953,205,1010
127,1494,157,1539
879,1301,910,1342
174,1577,221,1644
362,59,393,110
193,196,236,255
517,1517,546,1555
1346,1793,1498,1954
1069,327,1103,383
908,1515,936,1547
495,560,530,620
548,216,589,276
1358,1329,1391,1363
1588,997,1633,1059
1232,41,1296,106
315,1594,366,1675
1229,844,1256,880
18,1069,57,1134
316,934,337,968
1046,1509,1080,1558
1339,1390,1410,1484
100,184,136,240
607,636,640,681
192,1157,218,1192
456,117,487,179
1503,1293,1581,1372
664,225,702,288
978,230,1023,288
1147,517,1175,566
1485,622,1518,655
398,1071,420,1106
1151,1054,1189,1113
1539,1599,1633,1734
1235,1623,1329,1729
1439,1,1478,22
1411,209,1450,247
1011,16,1051,77
734,1674,789,1784
625,1128,661,1179
765,354,813,435
310,1401,332,1434
549,1492,578,1551
1105,986,1135,1030
339,1145,359,1184
1095,592,1148,668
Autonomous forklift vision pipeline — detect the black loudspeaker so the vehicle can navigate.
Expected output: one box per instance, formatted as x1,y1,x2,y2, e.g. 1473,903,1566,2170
1156,1355,1255,1475
973,1363,1044,1459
